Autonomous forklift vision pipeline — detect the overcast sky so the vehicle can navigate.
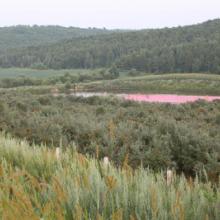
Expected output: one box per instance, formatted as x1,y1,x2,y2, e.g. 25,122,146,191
0,0,219,29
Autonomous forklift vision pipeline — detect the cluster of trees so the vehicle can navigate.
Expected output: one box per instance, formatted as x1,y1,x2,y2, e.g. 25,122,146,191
0,90,220,176
0,19,220,73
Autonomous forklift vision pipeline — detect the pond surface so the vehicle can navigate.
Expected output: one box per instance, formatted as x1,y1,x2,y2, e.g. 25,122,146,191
72,92,220,104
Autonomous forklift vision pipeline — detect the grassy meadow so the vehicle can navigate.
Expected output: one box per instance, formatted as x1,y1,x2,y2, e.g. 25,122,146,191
0,68,95,79
0,134,219,220
0,69,220,95
81,73,220,95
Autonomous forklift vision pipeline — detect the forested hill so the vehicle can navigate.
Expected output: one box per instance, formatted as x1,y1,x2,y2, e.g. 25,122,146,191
0,19,220,73
0,25,117,51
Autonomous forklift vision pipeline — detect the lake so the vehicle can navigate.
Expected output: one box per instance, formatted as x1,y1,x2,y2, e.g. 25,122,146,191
72,92,220,104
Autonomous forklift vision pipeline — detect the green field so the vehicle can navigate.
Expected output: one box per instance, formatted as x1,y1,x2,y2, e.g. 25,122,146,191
0,68,95,79
81,73,220,95
1,69,220,95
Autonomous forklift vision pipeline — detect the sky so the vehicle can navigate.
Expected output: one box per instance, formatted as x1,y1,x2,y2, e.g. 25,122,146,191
0,0,219,29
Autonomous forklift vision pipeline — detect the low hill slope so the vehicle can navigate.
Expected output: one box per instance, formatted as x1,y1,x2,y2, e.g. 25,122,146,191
0,25,116,51
0,19,220,73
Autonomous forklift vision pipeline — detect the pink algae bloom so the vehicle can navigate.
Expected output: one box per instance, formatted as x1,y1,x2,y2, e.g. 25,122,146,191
122,94,220,104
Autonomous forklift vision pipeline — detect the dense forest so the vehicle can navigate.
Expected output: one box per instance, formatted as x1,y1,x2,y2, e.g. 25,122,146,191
0,19,220,73
0,25,118,51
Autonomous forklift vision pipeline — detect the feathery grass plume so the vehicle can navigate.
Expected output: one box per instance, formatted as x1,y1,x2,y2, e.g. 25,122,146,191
82,173,91,189
122,153,129,170
77,153,89,169
112,209,123,220
179,202,185,220
96,213,104,220
205,214,209,220
42,201,54,218
0,164,3,177
150,186,158,220
2,184,40,220
105,176,117,191
129,214,137,220
122,153,133,179
171,190,185,220
52,177,68,203
108,119,116,141
96,145,100,159
187,177,194,189
74,204,83,220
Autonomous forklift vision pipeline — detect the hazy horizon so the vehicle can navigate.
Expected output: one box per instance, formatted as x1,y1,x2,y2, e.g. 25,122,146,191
0,17,220,30
1,0,220,29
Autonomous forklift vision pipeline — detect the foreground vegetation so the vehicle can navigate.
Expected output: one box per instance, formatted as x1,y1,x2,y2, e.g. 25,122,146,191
0,134,219,219
0,89,220,178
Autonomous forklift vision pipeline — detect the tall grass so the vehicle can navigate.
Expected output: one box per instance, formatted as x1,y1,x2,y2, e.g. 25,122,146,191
0,134,219,219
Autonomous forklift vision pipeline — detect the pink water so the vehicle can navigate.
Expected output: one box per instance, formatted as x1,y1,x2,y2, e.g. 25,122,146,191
71,92,220,104
122,94,220,104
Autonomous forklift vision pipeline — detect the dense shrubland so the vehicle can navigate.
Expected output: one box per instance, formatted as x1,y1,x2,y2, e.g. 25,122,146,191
0,90,220,178
0,19,220,73
0,134,219,219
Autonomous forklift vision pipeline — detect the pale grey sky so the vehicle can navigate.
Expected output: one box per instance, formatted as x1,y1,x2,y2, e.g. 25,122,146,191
0,0,219,29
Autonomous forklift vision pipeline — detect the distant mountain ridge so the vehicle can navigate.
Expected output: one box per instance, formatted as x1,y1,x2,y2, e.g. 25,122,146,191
0,25,121,51
0,19,220,73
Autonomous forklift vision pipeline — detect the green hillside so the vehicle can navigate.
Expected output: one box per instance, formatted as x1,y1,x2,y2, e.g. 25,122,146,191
0,19,220,73
0,25,117,51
